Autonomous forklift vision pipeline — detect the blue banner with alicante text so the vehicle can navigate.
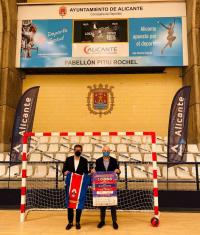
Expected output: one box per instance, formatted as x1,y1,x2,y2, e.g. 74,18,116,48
167,86,191,166
10,86,40,163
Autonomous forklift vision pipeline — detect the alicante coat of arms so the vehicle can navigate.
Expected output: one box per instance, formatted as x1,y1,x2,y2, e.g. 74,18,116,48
87,84,114,117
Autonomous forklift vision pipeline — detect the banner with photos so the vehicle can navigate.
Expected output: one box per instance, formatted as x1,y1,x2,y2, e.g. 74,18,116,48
16,2,188,68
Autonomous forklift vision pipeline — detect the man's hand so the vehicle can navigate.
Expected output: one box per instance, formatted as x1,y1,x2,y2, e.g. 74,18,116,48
91,168,96,174
64,171,69,176
114,169,120,174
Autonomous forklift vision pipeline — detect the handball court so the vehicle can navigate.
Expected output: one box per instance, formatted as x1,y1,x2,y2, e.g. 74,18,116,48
0,210,200,235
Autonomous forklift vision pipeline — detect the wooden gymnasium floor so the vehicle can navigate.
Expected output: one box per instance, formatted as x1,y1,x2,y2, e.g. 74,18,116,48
0,210,200,235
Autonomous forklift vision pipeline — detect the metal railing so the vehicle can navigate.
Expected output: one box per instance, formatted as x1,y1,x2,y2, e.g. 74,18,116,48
0,161,200,190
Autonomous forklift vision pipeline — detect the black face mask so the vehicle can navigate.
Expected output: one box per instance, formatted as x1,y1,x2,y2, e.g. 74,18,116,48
75,151,81,157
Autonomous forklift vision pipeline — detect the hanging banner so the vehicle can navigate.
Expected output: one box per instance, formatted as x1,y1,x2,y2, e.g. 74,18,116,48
167,86,191,165
16,2,188,68
10,86,40,162
92,171,118,206
65,173,90,210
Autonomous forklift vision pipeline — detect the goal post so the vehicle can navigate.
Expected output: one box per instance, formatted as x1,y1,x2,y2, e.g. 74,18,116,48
20,131,159,226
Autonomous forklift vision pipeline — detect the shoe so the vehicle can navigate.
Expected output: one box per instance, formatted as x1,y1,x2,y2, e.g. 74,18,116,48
76,223,81,230
113,222,118,230
97,221,105,228
66,223,73,230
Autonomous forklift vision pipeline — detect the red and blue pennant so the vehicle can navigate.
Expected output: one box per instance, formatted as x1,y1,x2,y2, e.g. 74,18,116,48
65,172,90,209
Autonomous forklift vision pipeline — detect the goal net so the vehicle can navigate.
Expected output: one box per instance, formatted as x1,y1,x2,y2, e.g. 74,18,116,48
20,131,159,225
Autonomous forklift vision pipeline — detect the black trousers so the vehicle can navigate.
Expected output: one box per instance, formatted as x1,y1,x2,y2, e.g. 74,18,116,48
68,208,82,224
100,206,117,223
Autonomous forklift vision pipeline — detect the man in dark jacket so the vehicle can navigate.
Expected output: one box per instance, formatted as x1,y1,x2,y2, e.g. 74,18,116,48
92,146,120,230
62,144,88,230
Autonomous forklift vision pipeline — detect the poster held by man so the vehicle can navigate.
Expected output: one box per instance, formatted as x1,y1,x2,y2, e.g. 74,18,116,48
92,171,118,207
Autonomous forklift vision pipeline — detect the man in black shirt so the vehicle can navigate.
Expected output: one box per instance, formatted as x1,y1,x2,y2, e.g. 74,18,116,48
62,144,88,230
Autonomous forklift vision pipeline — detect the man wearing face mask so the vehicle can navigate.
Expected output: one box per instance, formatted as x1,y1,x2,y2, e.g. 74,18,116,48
91,146,120,230
62,144,88,230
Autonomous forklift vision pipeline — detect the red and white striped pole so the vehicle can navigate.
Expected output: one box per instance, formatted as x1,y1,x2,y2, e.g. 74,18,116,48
149,133,159,220
20,133,29,222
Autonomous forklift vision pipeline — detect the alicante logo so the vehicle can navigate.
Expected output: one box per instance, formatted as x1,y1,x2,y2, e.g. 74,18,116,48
84,46,118,55
59,6,67,17
71,189,77,197
171,138,186,157
87,84,114,117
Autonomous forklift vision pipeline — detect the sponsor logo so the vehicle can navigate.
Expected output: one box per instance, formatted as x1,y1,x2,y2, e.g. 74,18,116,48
170,96,187,161
83,46,118,55
174,96,185,137
170,138,186,157
87,84,114,117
